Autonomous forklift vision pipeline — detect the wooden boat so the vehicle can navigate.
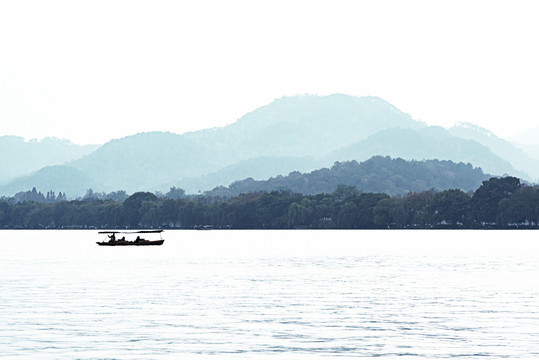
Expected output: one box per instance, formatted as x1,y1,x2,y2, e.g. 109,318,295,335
96,230,165,246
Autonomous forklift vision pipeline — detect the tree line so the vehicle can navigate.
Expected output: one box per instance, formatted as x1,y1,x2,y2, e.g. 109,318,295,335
0,176,537,229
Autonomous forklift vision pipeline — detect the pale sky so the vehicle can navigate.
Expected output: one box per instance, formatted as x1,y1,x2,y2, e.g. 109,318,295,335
1,0,538,145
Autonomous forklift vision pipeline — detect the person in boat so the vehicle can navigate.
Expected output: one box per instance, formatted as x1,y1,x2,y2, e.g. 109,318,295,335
135,236,145,243
108,233,116,243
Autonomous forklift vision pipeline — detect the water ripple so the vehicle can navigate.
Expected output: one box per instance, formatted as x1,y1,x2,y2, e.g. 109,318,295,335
1,230,539,359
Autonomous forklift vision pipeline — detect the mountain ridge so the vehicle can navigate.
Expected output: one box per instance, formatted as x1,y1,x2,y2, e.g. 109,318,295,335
204,156,490,198
331,126,524,179
0,94,533,197
448,123,538,181
0,136,99,185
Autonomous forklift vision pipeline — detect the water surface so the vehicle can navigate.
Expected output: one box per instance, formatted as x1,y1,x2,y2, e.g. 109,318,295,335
1,230,538,359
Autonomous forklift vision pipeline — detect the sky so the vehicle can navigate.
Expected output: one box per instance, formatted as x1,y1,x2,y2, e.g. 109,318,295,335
1,0,538,145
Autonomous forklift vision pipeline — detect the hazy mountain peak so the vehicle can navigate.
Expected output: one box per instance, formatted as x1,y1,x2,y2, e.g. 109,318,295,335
452,122,498,138
227,94,425,148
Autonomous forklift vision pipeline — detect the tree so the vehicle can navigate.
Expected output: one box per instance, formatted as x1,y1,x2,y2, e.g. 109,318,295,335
333,184,359,201
165,187,186,200
122,192,158,227
471,177,520,226
354,193,389,228
373,198,408,228
14,188,46,203
104,190,128,202
161,199,180,227
427,189,470,227
403,191,434,227
56,192,68,202
497,187,539,228
287,202,309,228
83,188,96,201
336,201,359,228
0,200,12,227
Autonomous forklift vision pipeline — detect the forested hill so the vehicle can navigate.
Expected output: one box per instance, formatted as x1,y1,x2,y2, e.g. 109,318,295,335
205,156,490,198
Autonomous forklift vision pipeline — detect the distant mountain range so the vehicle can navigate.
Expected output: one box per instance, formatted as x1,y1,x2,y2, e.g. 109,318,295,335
0,94,537,197
205,156,490,198
448,123,538,180
0,136,98,185
329,126,524,178
509,125,539,161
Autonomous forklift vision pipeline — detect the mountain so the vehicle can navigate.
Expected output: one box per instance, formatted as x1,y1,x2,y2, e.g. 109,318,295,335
204,156,490,197
0,136,99,185
174,124,528,194
186,94,426,158
162,156,319,194
0,165,96,197
66,131,224,193
330,126,525,179
448,123,539,181
509,126,539,163
0,94,531,197
59,94,428,194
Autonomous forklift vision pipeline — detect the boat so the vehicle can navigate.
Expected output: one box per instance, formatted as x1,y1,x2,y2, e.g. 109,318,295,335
96,230,165,246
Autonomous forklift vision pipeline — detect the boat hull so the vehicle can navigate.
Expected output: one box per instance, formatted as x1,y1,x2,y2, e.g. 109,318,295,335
96,240,165,246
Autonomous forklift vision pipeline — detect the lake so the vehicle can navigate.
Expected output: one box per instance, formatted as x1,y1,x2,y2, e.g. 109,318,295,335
1,230,538,359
